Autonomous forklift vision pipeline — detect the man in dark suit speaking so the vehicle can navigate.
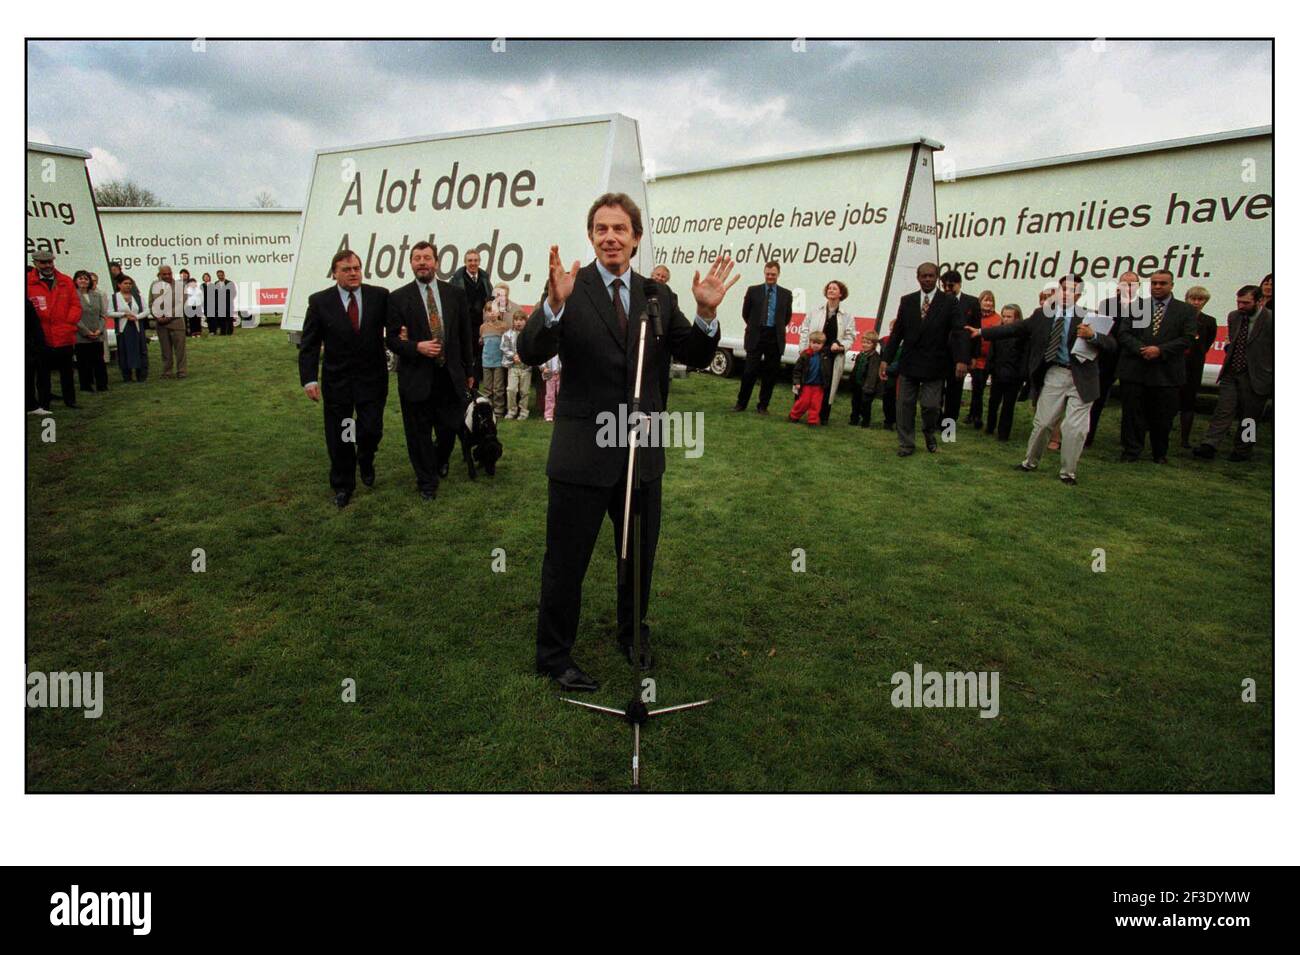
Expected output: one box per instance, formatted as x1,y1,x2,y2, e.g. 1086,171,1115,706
385,240,473,500
299,250,390,508
518,192,734,692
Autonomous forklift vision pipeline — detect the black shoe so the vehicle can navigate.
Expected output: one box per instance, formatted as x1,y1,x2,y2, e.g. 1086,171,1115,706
1193,445,1216,460
849,417,860,426
924,432,938,453
420,488,436,501
731,404,746,412
756,407,769,416
897,448,915,457
1060,475,1078,485
971,420,983,430
334,491,352,508
360,462,376,487
1015,463,1035,472
620,643,654,671
551,666,599,692
1153,456,1168,464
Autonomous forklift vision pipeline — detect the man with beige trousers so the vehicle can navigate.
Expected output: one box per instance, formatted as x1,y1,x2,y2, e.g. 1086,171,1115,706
149,266,189,379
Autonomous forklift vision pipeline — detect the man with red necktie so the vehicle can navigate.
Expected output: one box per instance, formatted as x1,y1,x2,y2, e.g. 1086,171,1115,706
299,250,391,508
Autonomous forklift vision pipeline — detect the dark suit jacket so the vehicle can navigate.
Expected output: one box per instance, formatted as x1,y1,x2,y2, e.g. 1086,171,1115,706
740,282,792,353
517,263,719,487
449,267,492,309
385,279,471,427
981,304,1116,405
952,292,982,360
881,289,971,380
1220,307,1273,395
1117,297,1198,387
298,283,390,403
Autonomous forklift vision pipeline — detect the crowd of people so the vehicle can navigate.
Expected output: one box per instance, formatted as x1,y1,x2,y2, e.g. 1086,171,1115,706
732,261,1274,484
25,251,244,413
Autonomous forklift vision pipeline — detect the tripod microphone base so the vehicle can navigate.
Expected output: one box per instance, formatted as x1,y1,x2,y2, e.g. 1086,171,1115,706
562,696,713,790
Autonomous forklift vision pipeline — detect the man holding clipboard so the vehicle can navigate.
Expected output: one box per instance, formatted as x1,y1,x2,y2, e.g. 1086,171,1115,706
969,273,1116,485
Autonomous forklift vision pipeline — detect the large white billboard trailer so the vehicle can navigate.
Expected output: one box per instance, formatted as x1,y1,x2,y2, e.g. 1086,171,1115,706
934,126,1273,386
283,114,650,334
26,141,111,278
646,136,942,376
99,207,301,317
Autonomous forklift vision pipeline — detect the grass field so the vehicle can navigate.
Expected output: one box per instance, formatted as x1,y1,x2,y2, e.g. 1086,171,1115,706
25,326,1273,792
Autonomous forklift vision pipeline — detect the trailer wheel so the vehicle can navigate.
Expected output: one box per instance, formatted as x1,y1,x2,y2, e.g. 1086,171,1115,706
708,349,734,377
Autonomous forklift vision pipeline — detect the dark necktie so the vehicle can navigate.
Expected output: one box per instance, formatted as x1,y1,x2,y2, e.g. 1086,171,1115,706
347,290,359,333
1047,312,1065,364
1230,313,1252,374
611,277,628,337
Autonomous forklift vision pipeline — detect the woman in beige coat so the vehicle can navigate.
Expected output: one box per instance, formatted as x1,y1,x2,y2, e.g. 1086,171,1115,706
798,279,857,424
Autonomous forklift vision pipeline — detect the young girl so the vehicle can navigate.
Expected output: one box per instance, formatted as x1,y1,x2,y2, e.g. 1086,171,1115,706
968,290,998,430
479,301,510,418
501,310,532,420
541,353,561,422
985,304,1027,441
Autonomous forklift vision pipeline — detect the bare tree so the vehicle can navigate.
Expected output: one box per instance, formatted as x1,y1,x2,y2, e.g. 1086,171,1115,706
94,179,163,207
252,190,279,208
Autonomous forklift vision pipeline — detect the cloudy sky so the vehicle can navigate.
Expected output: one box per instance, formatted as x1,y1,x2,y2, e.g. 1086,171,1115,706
27,39,1272,208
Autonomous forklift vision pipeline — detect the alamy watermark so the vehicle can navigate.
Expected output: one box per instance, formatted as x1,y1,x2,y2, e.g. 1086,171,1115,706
596,404,704,458
890,662,1000,718
26,669,103,718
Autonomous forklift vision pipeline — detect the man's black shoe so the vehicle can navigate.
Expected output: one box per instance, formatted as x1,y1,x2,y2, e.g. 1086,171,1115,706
731,403,745,412
756,407,769,416
334,491,352,508
420,488,436,501
1060,475,1078,485
620,643,654,671
924,432,938,453
1193,445,1216,460
551,666,599,692
1153,456,1168,464
360,463,376,487
1015,463,1035,472
897,448,914,457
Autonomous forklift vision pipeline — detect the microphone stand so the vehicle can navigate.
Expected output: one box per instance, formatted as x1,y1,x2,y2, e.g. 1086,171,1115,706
562,285,711,791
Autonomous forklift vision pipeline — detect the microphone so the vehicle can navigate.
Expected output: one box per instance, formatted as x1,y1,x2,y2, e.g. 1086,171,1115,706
643,278,664,339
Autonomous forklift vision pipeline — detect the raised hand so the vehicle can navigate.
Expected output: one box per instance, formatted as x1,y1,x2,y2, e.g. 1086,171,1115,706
692,255,740,319
546,245,580,313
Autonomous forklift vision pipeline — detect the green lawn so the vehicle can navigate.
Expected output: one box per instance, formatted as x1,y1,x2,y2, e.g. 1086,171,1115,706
26,327,1273,792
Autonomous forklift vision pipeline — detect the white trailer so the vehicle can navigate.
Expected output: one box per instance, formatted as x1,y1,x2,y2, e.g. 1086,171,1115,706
283,114,651,333
99,207,302,319
646,136,943,375
935,126,1273,385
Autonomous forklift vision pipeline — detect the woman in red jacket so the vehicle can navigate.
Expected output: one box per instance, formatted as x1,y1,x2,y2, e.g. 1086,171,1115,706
26,252,82,409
